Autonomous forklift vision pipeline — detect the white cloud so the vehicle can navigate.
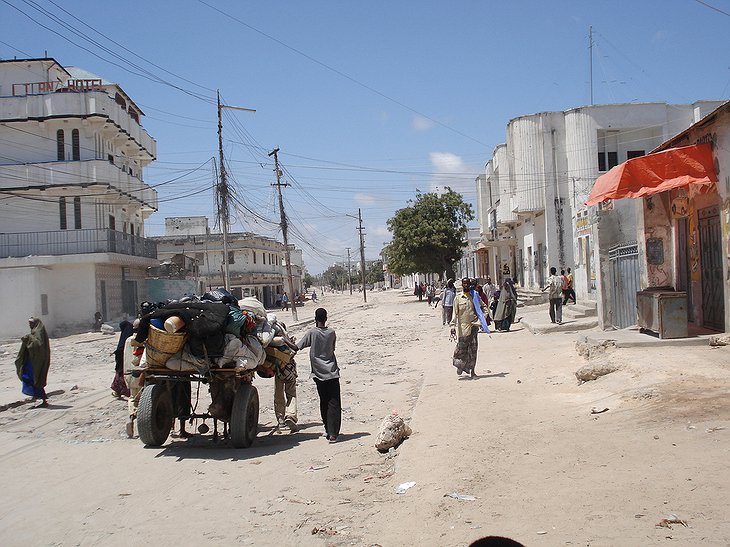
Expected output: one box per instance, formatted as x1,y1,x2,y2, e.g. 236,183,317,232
412,115,434,132
428,152,474,195
354,193,377,205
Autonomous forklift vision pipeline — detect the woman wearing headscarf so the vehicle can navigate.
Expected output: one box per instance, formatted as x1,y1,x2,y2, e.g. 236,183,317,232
493,277,518,331
111,321,134,398
15,317,51,408
449,278,489,378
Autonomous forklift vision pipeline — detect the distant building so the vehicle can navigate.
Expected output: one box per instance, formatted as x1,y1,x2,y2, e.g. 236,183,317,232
152,216,301,308
0,58,158,337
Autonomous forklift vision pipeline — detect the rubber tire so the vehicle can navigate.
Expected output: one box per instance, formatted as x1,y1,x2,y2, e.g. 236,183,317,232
137,383,173,447
230,384,259,448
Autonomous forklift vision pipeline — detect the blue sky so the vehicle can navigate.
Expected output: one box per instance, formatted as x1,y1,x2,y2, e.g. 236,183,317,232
2,0,729,273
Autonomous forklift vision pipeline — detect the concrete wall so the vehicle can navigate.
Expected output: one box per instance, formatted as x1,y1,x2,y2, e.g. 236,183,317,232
144,278,200,304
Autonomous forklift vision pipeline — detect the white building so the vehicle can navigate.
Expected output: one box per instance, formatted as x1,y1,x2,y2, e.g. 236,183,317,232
153,216,298,308
0,58,158,337
477,101,725,329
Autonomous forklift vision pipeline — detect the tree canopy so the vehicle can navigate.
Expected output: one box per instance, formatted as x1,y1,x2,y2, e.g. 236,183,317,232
384,188,473,281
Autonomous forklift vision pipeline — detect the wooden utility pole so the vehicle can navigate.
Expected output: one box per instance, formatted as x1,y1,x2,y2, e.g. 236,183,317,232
216,91,230,290
269,148,298,322
358,208,367,303
216,91,255,291
346,247,353,295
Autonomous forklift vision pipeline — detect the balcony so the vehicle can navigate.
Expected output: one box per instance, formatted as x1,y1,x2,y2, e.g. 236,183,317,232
0,160,158,211
0,90,156,158
0,229,157,259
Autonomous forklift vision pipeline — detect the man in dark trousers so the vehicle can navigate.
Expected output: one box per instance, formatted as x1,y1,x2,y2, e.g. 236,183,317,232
296,307,341,443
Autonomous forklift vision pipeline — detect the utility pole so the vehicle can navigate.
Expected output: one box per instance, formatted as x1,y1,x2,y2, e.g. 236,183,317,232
346,248,353,295
589,26,594,106
216,91,255,291
269,147,298,322
358,208,367,303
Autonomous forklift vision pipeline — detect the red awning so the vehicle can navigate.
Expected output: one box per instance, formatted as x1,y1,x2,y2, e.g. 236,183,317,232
586,143,717,206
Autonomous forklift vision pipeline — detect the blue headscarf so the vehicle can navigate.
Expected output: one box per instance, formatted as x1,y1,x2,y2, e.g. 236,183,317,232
471,289,490,333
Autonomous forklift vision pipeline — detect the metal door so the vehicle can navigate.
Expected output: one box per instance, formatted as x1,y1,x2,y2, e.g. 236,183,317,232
608,243,640,329
698,207,724,330
537,243,545,288
121,280,137,318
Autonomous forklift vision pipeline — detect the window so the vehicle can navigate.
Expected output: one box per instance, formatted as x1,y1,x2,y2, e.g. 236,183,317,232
607,151,618,170
59,197,67,230
597,152,606,172
627,150,645,160
228,251,235,264
195,252,204,264
253,251,256,264
108,214,115,231
262,253,266,265
41,294,49,316
108,154,114,164
73,197,81,229
56,129,64,160
72,129,80,160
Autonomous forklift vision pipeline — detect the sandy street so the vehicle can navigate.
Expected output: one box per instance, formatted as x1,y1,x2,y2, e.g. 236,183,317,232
0,289,728,546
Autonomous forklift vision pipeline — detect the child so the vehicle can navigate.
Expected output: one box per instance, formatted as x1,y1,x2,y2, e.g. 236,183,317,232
296,308,341,443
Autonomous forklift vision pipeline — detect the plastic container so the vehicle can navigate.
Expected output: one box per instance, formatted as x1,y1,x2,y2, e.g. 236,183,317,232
164,315,185,333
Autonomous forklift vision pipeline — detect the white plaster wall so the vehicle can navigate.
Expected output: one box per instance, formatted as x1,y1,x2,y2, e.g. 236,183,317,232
0,267,44,338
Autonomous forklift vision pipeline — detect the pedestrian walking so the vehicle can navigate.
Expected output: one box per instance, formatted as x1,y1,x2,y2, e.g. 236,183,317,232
281,292,289,311
493,277,518,331
296,307,341,443
15,317,51,408
414,283,423,301
563,267,576,304
450,278,490,378
542,267,564,324
441,279,456,325
111,320,133,398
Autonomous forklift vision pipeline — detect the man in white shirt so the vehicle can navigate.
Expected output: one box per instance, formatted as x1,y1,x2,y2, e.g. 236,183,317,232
541,267,564,324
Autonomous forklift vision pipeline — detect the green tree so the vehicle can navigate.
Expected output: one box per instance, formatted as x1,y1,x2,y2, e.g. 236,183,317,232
322,264,348,290
303,273,314,288
366,260,384,285
385,188,473,281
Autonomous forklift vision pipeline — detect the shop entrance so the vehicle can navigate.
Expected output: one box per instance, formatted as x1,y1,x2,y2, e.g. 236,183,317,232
698,205,724,331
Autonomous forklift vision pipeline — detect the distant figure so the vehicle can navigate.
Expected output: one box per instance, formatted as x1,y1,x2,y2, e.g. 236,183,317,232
426,283,436,305
15,317,51,408
93,312,103,332
296,308,341,443
281,292,289,311
414,283,423,301
542,267,564,324
493,278,517,331
441,279,456,325
484,276,497,302
450,278,489,378
563,267,576,304
311,290,317,302
111,321,133,398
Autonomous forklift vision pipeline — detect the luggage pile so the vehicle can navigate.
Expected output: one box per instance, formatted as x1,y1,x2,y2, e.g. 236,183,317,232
134,289,297,379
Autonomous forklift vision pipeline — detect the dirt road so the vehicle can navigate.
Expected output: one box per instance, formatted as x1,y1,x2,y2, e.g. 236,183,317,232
0,290,728,546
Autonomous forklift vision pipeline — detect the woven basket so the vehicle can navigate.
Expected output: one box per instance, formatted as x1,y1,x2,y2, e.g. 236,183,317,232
145,325,187,366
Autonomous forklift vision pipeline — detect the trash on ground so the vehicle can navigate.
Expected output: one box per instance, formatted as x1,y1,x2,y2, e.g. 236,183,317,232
591,407,609,414
395,481,416,494
656,516,688,529
706,426,725,433
444,492,476,501
311,526,338,536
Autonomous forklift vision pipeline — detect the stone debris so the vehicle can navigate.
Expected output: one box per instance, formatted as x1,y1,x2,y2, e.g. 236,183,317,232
575,361,619,384
375,413,412,452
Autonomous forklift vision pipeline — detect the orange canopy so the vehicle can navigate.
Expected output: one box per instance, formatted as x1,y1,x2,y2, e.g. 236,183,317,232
586,143,717,206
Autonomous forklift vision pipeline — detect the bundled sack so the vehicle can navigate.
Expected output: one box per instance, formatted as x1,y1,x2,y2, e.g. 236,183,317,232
375,412,412,452
215,333,265,371
239,297,267,322
201,288,239,307
225,306,257,336
165,345,209,373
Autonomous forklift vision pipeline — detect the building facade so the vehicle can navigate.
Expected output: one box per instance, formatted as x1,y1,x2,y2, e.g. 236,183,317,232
153,216,296,308
0,58,158,337
476,101,725,329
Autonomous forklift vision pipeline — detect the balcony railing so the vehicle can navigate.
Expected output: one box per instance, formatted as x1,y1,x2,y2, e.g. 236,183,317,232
0,229,157,259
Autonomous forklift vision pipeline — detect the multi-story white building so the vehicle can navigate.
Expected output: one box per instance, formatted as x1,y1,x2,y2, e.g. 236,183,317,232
477,101,724,329
0,58,158,337
153,216,299,308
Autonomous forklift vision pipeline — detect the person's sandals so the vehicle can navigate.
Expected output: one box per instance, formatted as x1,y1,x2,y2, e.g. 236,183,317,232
328,435,338,443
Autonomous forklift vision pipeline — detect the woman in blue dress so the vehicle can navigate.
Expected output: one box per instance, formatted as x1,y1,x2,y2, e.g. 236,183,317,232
15,317,51,408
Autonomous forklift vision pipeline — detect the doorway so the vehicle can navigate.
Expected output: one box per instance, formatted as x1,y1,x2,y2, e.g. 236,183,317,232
698,206,724,331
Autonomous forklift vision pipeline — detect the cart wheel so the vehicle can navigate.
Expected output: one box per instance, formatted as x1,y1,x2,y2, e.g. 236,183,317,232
230,384,259,448
137,383,173,447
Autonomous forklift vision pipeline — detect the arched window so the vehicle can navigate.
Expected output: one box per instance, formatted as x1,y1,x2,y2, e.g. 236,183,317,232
72,129,80,160
59,197,67,230
73,197,81,229
56,129,64,160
